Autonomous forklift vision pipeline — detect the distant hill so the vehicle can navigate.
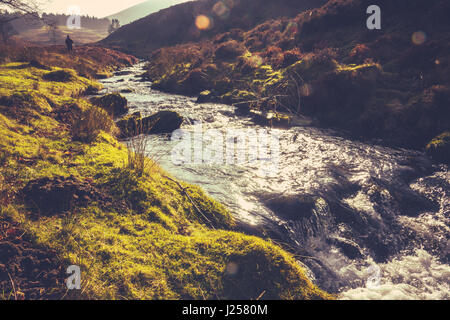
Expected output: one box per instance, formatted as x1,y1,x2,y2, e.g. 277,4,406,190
100,0,327,57
3,12,110,45
106,0,188,25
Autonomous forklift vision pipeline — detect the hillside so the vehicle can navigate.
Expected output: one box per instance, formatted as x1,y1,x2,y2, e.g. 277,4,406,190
100,0,327,57
106,0,188,26
144,0,450,158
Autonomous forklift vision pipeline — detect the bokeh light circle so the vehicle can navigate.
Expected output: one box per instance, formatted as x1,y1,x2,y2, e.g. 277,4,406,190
213,1,230,18
412,31,427,45
195,15,211,30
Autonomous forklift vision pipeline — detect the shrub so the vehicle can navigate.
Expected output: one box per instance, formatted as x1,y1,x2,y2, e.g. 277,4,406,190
215,40,246,61
126,136,153,177
70,105,118,143
43,70,74,82
349,44,371,63
90,93,128,118
426,132,450,165
282,48,303,68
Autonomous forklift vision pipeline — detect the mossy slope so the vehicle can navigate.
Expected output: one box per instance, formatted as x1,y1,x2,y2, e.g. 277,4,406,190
0,59,330,299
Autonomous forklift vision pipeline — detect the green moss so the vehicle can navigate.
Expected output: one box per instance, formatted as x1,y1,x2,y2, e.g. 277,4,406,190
426,132,450,165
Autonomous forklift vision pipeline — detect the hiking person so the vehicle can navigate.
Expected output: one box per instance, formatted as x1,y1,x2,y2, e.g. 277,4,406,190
65,35,74,53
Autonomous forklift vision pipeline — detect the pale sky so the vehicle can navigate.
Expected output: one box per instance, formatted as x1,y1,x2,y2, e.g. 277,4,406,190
42,0,150,18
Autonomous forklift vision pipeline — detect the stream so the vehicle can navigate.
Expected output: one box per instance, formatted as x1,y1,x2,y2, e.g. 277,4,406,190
100,62,449,300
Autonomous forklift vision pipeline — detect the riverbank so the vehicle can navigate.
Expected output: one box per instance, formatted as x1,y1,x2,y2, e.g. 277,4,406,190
145,0,450,162
0,47,330,299
103,62,449,299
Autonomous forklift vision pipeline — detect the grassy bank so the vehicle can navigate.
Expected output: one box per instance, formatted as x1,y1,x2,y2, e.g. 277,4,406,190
145,0,450,157
0,48,330,299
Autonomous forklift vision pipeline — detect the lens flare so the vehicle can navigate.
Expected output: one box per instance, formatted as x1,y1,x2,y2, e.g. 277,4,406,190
195,15,211,30
412,31,427,45
213,1,230,19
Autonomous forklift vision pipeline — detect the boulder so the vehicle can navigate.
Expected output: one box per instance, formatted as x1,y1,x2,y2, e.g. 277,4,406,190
117,111,183,138
426,132,450,165
90,93,128,118
264,194,316,221
328,237,364,259
179,68,209,96
120,88,134,93
114,70,133,76
84,85,100,96
116,112,143,138
94,73,111,79
197,90,214,103
144,111,184,134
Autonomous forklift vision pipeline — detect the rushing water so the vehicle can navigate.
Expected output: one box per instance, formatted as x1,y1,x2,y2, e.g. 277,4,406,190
101,63,450,299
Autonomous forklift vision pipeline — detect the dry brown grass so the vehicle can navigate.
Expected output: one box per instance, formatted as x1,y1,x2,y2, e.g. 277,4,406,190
70,106,118,143
126,135,154,178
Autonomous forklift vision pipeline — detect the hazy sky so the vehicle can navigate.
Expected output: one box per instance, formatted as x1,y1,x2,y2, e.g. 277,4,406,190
42,0,158,18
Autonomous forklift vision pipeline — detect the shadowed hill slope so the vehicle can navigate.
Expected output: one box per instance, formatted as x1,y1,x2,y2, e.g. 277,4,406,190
100,0,327,57
144,0,450,157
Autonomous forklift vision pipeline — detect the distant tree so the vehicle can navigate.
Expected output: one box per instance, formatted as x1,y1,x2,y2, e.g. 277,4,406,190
0,0,40,16
0,0,40,42
108,18,120,34
0,12,18,44
42,16,59,45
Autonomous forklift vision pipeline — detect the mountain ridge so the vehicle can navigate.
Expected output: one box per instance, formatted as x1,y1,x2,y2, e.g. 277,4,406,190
105,0,188,25
100,0,327,57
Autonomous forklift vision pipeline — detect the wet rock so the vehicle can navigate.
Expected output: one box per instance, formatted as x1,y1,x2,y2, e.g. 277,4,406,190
251,111,303,128
120,88,134,93
147,111,184,134
368,177,439,217
392,187,440,217
264,195,316,220
117,111,183,138
94,73,110,79
116,112,142,138
83,85,100,96
179,69,210,96
114,70,133,76
426,132,450,165
197,90,214,103
90,93,128,118
328,236,364,259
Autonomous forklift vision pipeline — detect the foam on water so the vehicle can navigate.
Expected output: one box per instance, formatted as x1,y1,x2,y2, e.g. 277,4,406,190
340,249,450,300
